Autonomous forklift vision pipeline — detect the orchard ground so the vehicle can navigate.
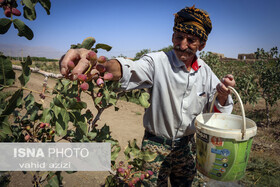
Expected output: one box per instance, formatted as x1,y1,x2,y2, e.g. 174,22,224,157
5,70,280,187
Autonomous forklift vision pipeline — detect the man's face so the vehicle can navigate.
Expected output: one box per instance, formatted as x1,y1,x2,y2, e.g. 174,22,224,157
172,31,206,63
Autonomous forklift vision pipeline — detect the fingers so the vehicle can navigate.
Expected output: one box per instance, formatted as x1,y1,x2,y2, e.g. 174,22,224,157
217,83,230,96
225,74,234,80
59,48,115,83
60,49,81,76
71,58,91,79
217,74,236,99
222,74,236,88
59,48,91,79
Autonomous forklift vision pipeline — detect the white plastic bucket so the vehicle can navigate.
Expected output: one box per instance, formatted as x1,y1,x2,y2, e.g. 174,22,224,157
195,86,257,181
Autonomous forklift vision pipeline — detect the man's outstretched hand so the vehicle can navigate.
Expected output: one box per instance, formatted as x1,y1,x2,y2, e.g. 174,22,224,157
60,48,96,80
59,49,122,81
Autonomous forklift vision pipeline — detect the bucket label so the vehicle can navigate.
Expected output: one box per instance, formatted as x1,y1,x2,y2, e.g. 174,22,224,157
211,148,230,157
196,130,209,143
211,136,223,146
196,129,254,181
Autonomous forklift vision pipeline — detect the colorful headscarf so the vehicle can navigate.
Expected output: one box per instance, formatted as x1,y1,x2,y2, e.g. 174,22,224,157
173,5,212,41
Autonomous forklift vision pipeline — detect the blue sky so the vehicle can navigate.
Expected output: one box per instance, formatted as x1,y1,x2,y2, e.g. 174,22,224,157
0,0,279,59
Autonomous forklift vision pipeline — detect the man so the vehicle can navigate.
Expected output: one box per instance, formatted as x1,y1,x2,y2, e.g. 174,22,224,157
60,5,235,187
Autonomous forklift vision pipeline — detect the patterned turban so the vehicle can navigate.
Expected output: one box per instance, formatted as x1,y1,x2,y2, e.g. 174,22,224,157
173,5,212,41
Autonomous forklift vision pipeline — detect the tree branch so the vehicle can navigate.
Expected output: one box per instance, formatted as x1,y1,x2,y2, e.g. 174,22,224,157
12,65,63,79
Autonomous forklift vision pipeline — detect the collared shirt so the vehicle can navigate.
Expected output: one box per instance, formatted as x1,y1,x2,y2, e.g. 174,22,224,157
117,50,233,140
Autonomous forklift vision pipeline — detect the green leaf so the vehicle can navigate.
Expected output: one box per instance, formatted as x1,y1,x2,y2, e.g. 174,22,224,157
1,124,12,135
47,172,60,187
53,95,66,108
110,92,117,98
140,150,157,162
18,56,32,86
105,139,119,146
81,37,96,50
104,175,114,187
95,124,111,142
70,44,78,49
83,110,93,122
24,92,35,109
13,19,34,40
81,135,90,142
26,103,41,121
71,43,82,49
87,81,95,91
129,139,141,157
1,89,23,117
0,18,12,34
0,55,15,86
61,80,72,94
38,0,51,15
87,132,97,140
71,111,88,139
67,98,87,110
53,79,72,95
52,105,61,119
53,81,62,94
100,124,110,135
0,118,12,135
95,43,112,52
23,3,36,21
130,139,139,149
94,96,102,106
109,98,117,106
124,146,131,160
123,139,143,160
91,48,98,53
41,108,52,123
55,108,69,136
111,145,121,161
22,0,35,9
104,89,110,102
131,148,141,158
139,92,150,108
100,98,108,108
76,120,88,137
0,131,6,140
0,103,5,117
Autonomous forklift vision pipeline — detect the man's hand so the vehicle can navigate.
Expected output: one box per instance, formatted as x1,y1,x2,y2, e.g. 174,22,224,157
59,48,122,81
216,74,236,105
59,48,92,80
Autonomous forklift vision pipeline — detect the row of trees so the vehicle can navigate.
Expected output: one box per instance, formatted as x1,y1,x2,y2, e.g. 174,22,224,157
8,56,58,62
133,45,173,60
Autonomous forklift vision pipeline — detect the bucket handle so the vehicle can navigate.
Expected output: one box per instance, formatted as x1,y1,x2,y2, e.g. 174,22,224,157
210,86,246,140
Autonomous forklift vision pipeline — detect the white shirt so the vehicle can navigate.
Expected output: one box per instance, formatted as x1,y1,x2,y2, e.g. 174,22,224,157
117,50,233,139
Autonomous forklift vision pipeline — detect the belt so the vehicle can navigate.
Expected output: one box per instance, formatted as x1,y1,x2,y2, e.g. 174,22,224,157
144,131,193,148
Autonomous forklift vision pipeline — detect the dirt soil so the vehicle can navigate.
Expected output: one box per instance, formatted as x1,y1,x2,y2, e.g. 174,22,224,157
7,71,145,187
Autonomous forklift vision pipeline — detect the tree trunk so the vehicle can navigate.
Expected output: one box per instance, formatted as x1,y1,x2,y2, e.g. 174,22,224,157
89,108,105,132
